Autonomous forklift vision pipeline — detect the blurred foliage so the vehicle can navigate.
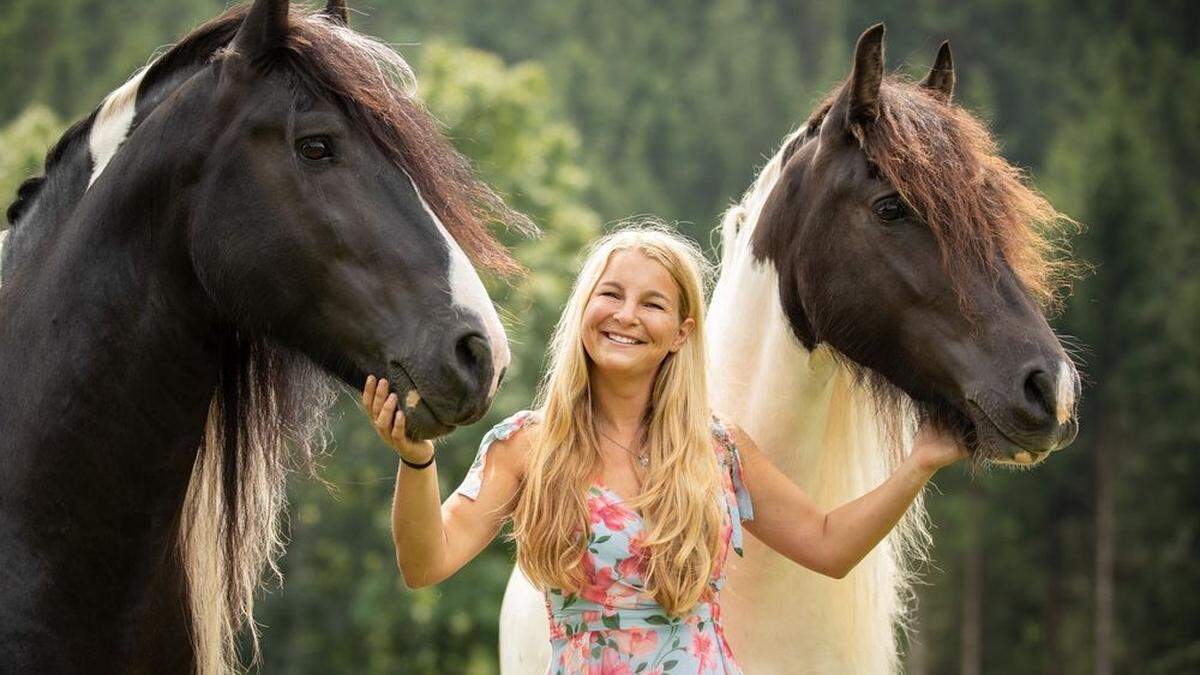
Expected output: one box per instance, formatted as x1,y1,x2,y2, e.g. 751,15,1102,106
0,106,65,216
1,1,1197,673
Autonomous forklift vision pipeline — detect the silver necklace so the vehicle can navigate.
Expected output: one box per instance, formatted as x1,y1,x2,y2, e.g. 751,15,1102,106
596,425,649,468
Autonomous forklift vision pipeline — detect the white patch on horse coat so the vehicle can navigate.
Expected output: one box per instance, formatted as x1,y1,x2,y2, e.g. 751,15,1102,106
88,67,149,187
404,171,510,394
1055,360,1075,425
405,389,421,410
500,570,551,673
0,228,9,286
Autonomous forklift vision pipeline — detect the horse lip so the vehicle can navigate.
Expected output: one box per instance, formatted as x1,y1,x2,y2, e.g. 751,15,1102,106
964,398,1062,457
389,359,452,429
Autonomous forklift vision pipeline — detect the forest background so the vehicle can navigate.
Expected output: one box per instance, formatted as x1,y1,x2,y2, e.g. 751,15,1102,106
2,1,1197,673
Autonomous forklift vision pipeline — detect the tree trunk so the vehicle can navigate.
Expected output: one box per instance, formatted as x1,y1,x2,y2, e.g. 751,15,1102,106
1095,433,1115,675
961,484,983,675
1044,510,1065,675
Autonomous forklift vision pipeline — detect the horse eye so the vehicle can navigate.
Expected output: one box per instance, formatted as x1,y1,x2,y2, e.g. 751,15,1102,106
873,196,907,222
297,137,333,162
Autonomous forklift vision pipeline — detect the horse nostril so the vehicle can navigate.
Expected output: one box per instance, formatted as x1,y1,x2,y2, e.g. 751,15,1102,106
455,333,491,384
1023,368,1057,422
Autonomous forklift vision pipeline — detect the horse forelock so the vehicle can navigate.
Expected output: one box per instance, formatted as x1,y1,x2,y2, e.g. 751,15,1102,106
859,76,1078,311
272,9,532,277
6,4,530,282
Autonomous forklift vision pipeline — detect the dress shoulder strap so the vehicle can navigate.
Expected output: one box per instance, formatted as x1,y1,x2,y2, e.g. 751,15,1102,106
453,409,539,501
710,415,755,555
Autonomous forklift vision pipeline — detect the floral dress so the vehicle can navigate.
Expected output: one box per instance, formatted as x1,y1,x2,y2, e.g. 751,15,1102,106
455,410,755,675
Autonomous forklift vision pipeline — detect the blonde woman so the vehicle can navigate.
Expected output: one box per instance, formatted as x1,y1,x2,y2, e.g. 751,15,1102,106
363,225,965,673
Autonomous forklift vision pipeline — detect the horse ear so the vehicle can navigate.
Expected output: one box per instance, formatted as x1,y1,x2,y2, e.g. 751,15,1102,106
324,0,349,25
920,41,955,102
846,23,885,127
231,0,290,61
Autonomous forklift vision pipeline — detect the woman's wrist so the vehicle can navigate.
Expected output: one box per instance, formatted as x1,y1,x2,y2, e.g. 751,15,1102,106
912,453,942,478
397,440,436,467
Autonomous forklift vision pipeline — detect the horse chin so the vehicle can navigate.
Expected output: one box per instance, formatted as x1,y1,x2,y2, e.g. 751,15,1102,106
962,401,1053,469
402,405,455,441
385,366,456,440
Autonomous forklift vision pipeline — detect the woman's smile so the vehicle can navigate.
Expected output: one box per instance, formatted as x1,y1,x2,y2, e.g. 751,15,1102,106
602,331,645,346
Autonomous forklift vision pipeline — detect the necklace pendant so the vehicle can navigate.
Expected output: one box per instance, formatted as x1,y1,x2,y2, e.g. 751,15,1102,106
638,454,649,467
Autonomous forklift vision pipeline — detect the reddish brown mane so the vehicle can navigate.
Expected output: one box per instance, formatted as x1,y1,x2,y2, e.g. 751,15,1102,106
809,75,1078,311
196,6,531,276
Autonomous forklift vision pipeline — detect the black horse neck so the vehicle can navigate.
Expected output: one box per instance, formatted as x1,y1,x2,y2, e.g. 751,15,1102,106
0,109,220,671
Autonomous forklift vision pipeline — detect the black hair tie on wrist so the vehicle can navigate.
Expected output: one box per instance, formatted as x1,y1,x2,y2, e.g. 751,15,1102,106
400,453,435,470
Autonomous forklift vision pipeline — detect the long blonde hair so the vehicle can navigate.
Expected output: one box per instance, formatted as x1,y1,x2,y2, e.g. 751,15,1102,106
512,222,723,616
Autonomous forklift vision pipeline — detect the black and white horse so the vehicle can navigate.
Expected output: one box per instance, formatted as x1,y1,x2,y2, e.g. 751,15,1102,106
0,1,524,671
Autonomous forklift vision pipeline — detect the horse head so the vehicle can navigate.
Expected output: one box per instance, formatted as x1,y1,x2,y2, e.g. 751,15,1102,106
752,25,1079,465
181,0,513,437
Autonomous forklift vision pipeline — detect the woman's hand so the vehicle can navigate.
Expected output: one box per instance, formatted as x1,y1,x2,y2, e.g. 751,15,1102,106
911,422,969,473
362,375,434,465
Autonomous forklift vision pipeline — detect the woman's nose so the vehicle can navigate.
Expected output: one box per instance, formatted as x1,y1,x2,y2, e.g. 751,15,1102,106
613,302,637,324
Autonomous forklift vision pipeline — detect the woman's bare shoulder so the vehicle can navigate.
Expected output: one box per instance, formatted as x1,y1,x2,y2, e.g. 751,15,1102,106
482,413,541,478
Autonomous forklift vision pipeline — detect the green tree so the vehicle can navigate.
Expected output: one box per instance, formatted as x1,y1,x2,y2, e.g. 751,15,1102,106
0,105,65,217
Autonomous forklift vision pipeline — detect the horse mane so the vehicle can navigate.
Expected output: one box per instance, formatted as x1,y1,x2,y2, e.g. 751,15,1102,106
5,5,531,672
805,75,1079,313
182,335,336,674
4,114,93,226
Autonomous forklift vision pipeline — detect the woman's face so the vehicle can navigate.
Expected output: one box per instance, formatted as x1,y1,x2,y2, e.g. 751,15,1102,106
581,249,695,381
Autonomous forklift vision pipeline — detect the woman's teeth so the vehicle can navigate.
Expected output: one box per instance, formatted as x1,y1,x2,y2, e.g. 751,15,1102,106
604,332,641,345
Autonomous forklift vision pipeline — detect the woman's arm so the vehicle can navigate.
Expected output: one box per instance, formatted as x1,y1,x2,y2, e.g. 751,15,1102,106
736,422,965,579
364,377,528,588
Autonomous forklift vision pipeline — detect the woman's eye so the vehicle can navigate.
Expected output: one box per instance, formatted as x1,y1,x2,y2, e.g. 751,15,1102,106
646,303,664,311
873,196,908,222
297,137,333,162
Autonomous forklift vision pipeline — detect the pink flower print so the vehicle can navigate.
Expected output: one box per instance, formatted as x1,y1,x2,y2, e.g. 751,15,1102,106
691,629,716,671
588,490,633,531
613,627,659,659
617,530,647,580
559,637,591,673
590,647,634,675
582,563,619,605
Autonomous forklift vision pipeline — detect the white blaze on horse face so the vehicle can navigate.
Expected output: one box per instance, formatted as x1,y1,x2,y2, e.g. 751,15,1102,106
1055,360,1076,425
88,67,149,187
403,171,511,396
